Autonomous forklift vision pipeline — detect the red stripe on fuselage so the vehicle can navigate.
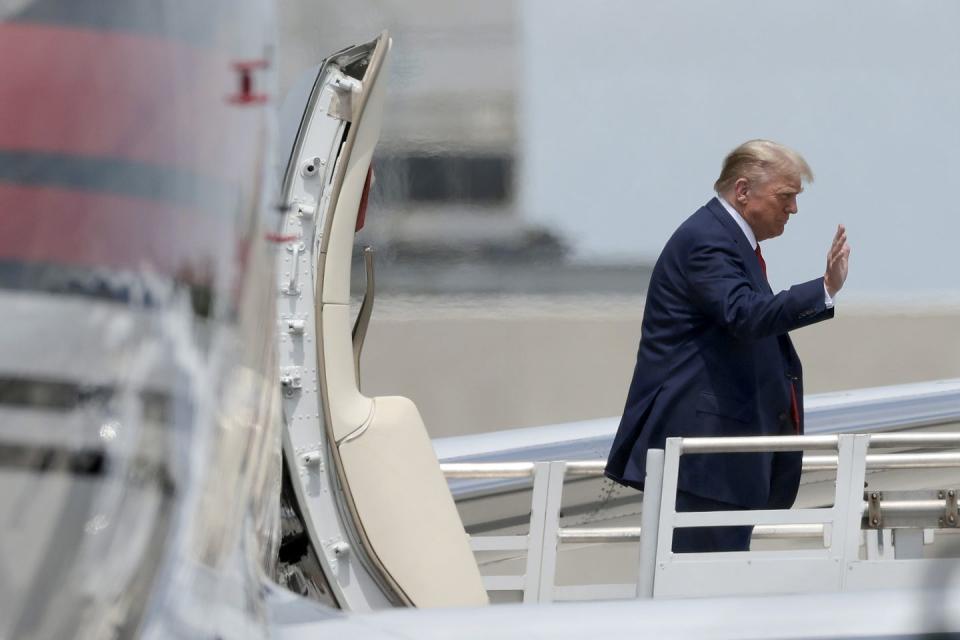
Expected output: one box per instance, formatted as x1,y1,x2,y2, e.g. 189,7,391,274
0,183,230,278
0,23,235,174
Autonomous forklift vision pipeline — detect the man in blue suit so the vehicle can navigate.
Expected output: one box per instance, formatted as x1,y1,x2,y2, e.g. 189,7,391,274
605,140,850,552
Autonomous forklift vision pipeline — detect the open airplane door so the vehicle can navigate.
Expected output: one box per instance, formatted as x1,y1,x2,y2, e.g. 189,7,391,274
275,32,488,610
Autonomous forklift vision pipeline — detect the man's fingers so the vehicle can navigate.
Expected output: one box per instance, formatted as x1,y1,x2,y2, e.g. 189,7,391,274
833,239,847,260
826,227,849,281
827,241,851,273
829,238,847,262
830,228,846,255
833,224,845,244
836,245,851,270
830,229,848,259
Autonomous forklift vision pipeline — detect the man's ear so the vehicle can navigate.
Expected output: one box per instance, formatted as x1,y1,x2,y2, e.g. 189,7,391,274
734,178,750,203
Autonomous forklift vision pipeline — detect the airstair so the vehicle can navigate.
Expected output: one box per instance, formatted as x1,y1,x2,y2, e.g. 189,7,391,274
443,433,960,602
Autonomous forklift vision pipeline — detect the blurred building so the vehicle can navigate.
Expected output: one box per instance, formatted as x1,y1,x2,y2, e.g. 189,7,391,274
280,1,960,300
278,0,567,269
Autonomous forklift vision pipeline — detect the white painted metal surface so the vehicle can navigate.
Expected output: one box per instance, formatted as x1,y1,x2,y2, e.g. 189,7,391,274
650,435,870,598
276,37,394,612
450,432,960,603
274,585,960,639
279,32,486,609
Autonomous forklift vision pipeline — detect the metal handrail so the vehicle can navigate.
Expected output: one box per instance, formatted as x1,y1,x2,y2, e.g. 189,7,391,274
441,451,960,479
558,524,826,544
441,462,535,478
680,433,960,454
556,497,960,545
453,433,960,602
806,452,960,471
566,461,605,476
680,435,840,453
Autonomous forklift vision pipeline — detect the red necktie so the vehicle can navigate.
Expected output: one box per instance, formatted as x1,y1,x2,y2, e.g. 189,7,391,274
756,244,800,434
754,245,767,278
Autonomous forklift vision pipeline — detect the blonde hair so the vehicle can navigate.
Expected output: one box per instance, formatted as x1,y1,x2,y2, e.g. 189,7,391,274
714,139,813,194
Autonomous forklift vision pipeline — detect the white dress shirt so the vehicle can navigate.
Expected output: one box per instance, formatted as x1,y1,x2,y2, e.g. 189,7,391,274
717,195,834,308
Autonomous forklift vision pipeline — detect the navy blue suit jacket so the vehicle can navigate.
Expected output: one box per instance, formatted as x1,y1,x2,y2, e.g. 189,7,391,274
605,198,834,508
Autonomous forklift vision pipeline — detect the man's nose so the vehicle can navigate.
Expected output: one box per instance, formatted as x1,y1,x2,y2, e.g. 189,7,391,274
787,198,798,214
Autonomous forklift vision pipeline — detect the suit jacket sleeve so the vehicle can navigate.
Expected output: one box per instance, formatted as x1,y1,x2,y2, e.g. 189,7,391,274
684,239,834,340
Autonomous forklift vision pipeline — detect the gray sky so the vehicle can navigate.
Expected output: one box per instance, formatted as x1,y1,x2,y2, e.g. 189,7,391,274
519,0,960,299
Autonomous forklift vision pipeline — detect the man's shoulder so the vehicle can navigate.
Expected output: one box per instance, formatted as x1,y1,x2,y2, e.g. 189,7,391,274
668,199,733,249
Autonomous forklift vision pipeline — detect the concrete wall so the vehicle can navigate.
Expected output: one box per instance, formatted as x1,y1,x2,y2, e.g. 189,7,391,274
359,298,960,438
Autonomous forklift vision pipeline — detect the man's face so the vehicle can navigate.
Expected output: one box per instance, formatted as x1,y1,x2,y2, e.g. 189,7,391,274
737,173,802,241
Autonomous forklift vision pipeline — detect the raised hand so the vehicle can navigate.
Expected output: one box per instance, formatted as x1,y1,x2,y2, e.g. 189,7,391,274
824,224,850,298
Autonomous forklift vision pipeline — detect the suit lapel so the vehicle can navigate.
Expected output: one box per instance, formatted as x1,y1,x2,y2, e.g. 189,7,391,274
705,198,771,293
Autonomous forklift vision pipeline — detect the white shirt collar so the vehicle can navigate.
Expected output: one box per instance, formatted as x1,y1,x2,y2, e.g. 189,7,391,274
717,195,758,250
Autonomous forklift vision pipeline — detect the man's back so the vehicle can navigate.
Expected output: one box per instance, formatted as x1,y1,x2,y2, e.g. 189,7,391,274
605,140,848,551
605,197,832,508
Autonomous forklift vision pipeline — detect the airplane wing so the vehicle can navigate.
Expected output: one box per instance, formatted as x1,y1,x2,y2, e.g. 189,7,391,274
436,378,960,475
435,379,960,528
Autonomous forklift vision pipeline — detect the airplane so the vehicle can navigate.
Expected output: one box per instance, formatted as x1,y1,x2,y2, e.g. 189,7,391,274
3,8,960,638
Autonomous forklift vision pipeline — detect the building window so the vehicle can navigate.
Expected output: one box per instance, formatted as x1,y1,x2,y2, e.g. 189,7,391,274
374,153,512,206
